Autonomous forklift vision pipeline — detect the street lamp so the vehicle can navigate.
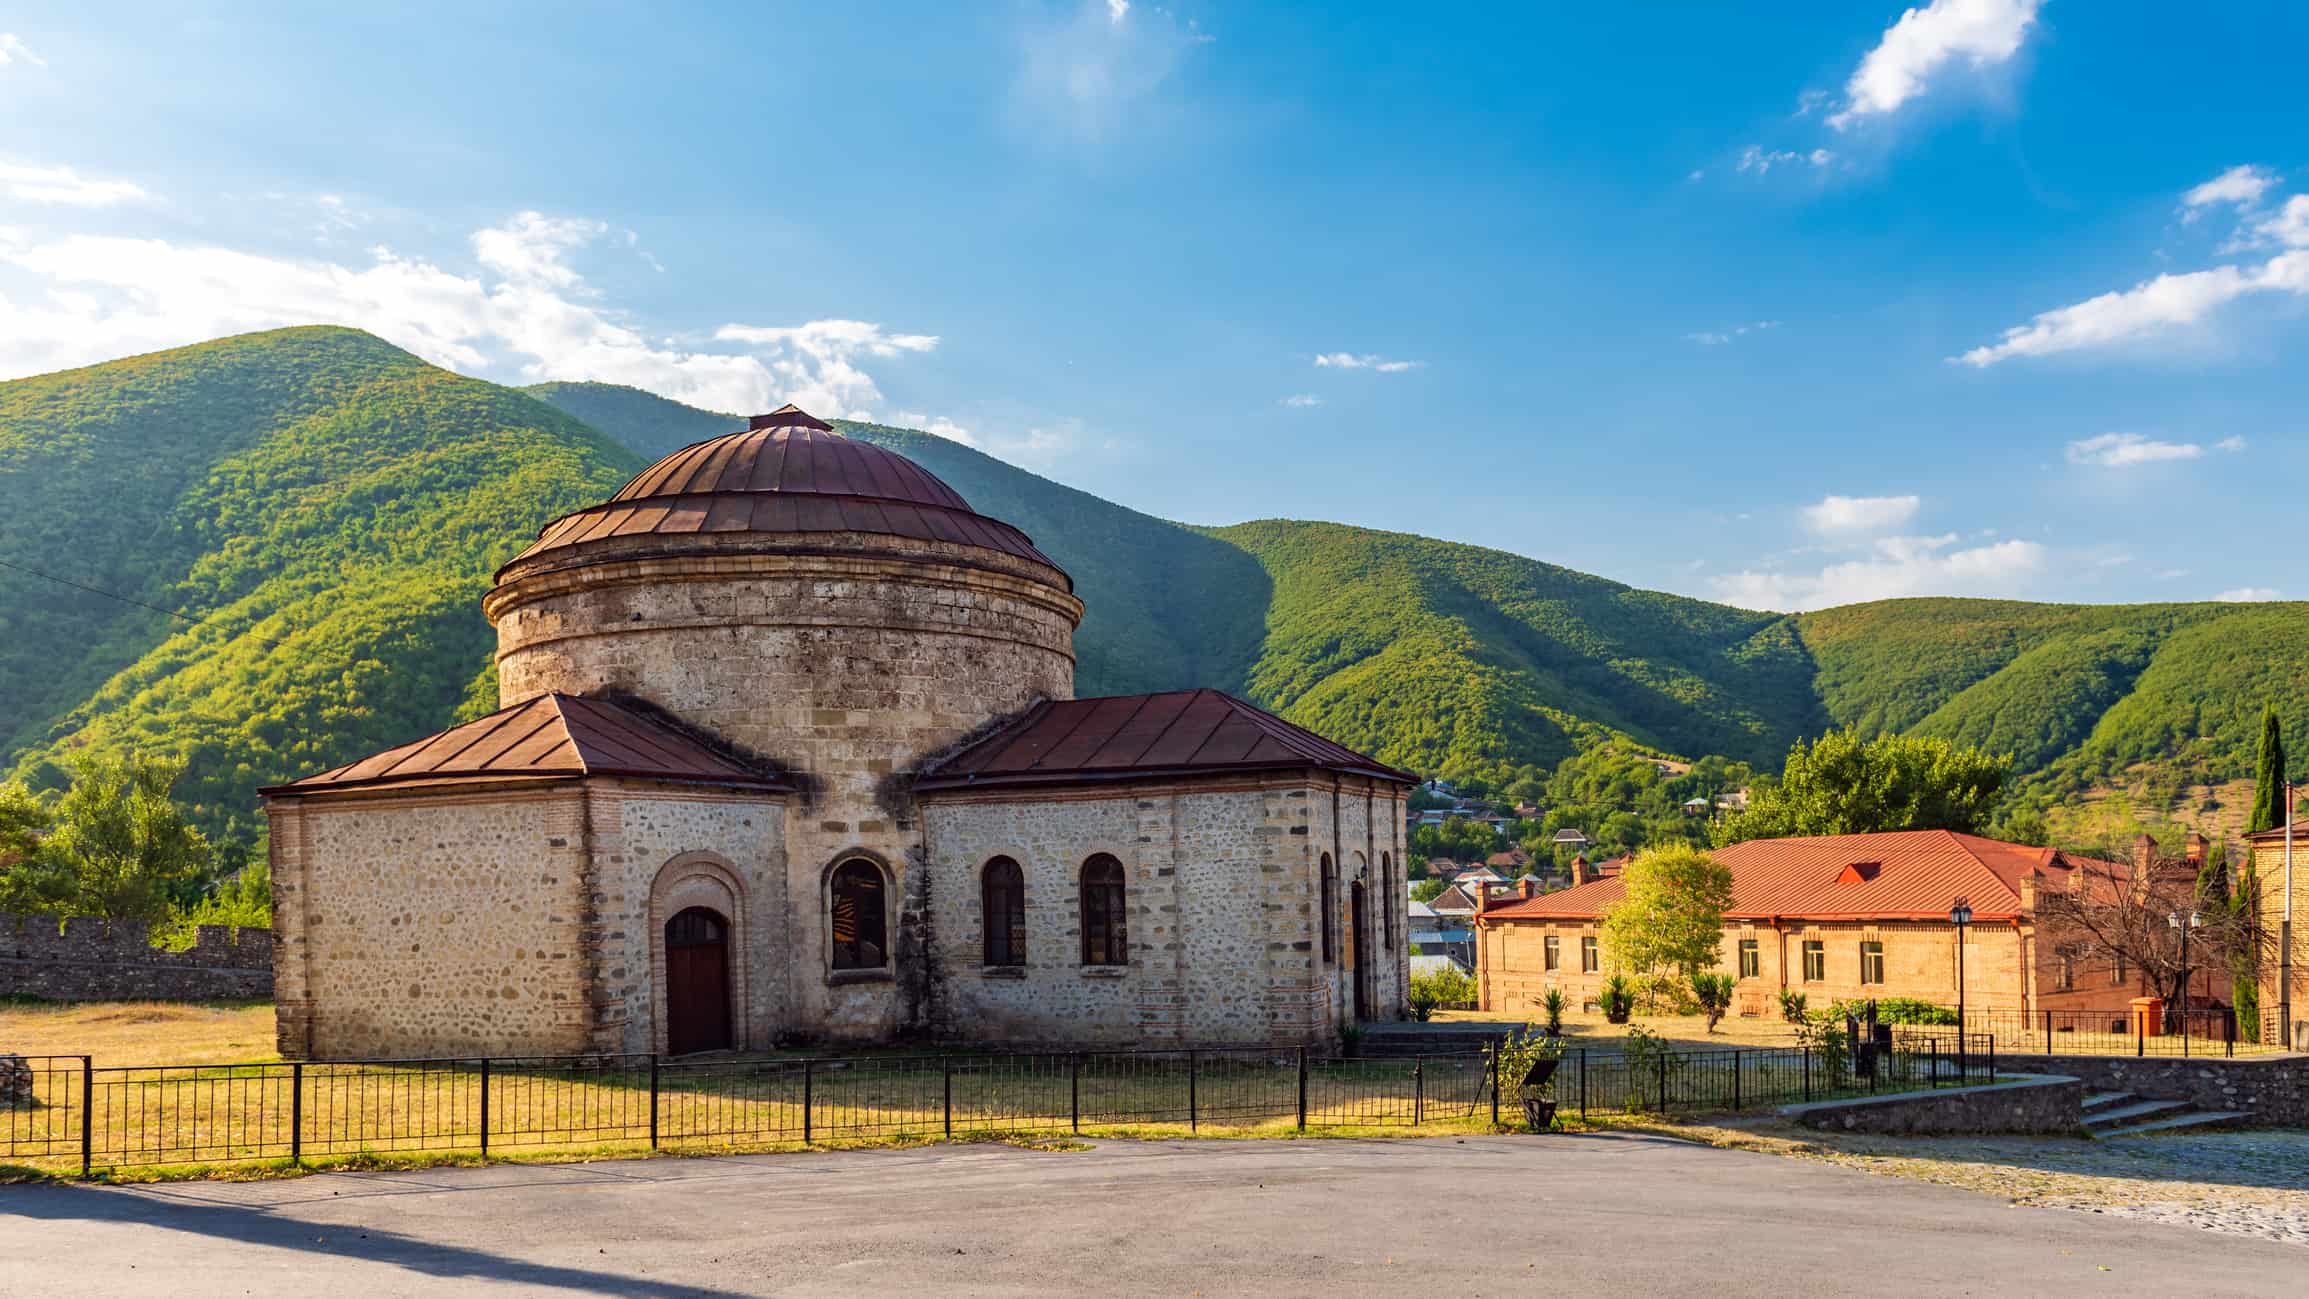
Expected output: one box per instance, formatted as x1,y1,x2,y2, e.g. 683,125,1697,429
2168,908,2203,1031
1949,897,1973,1055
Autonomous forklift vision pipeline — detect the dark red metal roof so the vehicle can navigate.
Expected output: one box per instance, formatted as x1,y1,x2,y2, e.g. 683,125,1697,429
916,689,1415,792
263,693,790,797
502,405,1066,583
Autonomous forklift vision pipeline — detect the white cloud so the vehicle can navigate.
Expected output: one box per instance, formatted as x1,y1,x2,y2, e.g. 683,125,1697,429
889,410,980,447
1828,0,2042,129
1801,493,1922,535
1956,250,2309,365
0,33,42,68
0,160,149,207
2182,165,2278,218
0,212,940,418
1712,536,2046,612
1013,1,1206,145
1281,393,1323,407
1106,0,1129,21
2250,194,2309,249
2215,587,2282,602
2215,435,2248,452
1688,320,1778,345
1313,351,1421,372
1736,146,1833,176
2064,432,2204,468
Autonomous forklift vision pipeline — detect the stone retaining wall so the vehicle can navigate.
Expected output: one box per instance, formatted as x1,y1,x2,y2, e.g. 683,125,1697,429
2036,1053,2309,1126
1781,1075,2083,1135
0,912,272,1001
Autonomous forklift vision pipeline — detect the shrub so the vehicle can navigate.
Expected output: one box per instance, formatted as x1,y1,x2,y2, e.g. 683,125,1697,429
1409,964,1477,1016
1599,974,1635,1024
1829,997,1956,1026
1538,987,1566,1036
1792,1012,1850,1086
1778,989,1808,1023
1690,972,1735,1032
1496,1025,1570,1130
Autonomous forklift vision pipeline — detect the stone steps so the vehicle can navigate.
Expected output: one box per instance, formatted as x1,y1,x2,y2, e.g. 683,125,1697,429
2083,1098,2192,1131
2079,1088,2248,1138
2097,1109,2250,1137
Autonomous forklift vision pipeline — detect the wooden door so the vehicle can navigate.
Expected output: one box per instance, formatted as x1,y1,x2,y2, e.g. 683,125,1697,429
1349,881,1370,1022
665,906,732,1055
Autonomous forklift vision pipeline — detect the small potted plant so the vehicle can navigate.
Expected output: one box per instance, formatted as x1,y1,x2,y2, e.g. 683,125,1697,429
1500,1028,1569,1129
1600,974,1635,1025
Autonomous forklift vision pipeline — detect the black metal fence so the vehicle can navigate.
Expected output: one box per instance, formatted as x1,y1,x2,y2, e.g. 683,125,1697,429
1554,1032,1997,1121
1955,1008,2271,1058
0,1047,1504,1176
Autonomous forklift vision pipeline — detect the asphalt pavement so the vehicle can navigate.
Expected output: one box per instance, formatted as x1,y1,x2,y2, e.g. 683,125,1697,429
2,1132,2302,1297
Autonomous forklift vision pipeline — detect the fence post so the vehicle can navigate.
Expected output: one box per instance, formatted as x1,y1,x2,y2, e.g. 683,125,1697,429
2044,1009,2051,1055
802,1060,814,1144
648,1054,660,1150
1802,1046,1811,1103
290,1061,304,1164
1414,1056,1425,1126
1070,1053,1082,1134
1578,1049,1588,1121
79,1056,92,1180
1489,1043,1501,1128
943,1056,953,1139
2136,1016,2144,1058
1656,1051,1667,1114
478,1057,491,1159
1987,1035,1996,1082
1296,1047,1308,1131
1188,1050,1198,1133
2226,1009,2236,1059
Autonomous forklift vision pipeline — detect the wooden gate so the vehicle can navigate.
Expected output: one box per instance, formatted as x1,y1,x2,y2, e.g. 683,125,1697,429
665,906,732,1055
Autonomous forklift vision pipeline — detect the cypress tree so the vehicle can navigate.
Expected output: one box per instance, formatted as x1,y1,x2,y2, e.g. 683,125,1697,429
2249,705,2286,834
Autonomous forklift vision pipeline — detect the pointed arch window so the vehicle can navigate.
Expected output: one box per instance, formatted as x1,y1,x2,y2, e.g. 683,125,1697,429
1080,855,1128,967
982,856,1027,967
829,859,888,971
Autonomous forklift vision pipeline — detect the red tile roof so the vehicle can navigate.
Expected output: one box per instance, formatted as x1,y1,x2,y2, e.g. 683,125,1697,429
502,406,1066,583
1482,829,2077,924
915,689,1415,792
264,693,790,797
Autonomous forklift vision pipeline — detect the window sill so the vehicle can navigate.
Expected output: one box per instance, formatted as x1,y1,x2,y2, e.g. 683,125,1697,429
826,968,893,987
1079,965,1129,979
980,966,1027,980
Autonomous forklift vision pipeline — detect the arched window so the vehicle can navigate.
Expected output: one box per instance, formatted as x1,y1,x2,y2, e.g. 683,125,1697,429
1380,852,1395,951
982,856,1026,967
829,859,888,970
1319,853,1338,964
1080,855,1128,966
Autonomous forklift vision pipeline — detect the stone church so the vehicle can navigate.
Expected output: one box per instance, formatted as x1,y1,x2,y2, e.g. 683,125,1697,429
264,407,1412,1060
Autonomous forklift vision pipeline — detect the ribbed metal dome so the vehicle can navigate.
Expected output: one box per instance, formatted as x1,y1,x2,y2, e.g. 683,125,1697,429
501,406,1067,584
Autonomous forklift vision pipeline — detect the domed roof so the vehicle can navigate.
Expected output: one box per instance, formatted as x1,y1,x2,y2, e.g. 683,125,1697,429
502,406,1066,584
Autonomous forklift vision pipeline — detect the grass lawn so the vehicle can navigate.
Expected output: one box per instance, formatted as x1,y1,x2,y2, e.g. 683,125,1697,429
0,1000,279,1066
1430,1006,1810,1053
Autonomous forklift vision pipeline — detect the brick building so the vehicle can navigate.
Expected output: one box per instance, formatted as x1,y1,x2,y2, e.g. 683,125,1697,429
2244,819,2309,1051
1472,829,2216,1022
265,408,1411,1060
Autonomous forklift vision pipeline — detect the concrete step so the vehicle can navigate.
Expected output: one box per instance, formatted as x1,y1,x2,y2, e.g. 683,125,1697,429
2095,1110,2250,1138
2080,1091,2135,1114
2082,1099,2192,1132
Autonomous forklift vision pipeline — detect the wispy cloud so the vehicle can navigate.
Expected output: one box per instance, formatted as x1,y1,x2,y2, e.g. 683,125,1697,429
1011,1,1208,146
1713,534,2046,612
1801,493,1921,536
2064,432,2221,468
0,33,42,69
0,160,149,207
1736,146,1832,176
2182,164,2279,219
1281,393,1323,407
2215,587,2282,602
1828,0,2042,129
890,411,980,447
1688,320,1778,346
1313,351,1421,372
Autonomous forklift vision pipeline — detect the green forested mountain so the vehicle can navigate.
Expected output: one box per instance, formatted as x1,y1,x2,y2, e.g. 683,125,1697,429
1,335,2302,850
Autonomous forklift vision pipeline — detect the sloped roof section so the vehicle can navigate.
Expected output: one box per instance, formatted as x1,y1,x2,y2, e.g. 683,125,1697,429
1483,829,2077,924
501,406,1066,583
264,693,790,797
916,688,1415,792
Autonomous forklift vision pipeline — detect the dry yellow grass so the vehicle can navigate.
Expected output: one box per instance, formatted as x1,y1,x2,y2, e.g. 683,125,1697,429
0,1000,278,1066
1430,1006,1806,1052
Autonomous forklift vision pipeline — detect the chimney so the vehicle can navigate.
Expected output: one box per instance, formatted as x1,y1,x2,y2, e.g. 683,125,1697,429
2185,832,2208,864
1517,877,1537,900
1473,882,1492,915
1570,854,1592,887
2132,833,2158,876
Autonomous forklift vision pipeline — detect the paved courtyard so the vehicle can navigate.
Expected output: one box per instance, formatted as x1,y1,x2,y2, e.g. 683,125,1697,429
2,1134,2304,1297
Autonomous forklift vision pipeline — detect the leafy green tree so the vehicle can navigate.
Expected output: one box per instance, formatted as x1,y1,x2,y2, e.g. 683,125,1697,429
1410,878,1449,903
1601,846,1734,980
1714,731,2008,845
33,755,211,922
2250,704,2287,834
0,783,60,912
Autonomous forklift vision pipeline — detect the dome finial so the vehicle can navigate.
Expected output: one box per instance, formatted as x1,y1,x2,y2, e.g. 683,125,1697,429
747,405,834,432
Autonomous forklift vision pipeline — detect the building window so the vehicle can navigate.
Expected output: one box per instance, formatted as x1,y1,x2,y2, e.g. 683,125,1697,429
1544,935,1560,971
1859,940,1885,985
1319,853,1337,965
1381,853,1395,951
981,857,1025,967
829,859,887,971
1580,935,1599,973
2055,950,2076,991
1802,940,1825,982
1081,855,1128,966
1738,938,1759,979
2111,954,2128,986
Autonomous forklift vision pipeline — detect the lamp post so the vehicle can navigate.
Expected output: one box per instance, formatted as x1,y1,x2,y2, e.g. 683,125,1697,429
1949,897,1973,1059
2168,908,2203,1031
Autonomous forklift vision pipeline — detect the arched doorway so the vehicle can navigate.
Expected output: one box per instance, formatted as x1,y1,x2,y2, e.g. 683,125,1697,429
1348,879,1370,1022
665,906,732,1054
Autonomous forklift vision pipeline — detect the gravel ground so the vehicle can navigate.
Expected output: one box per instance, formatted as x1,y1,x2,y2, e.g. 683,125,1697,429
1664,1120,2309,1247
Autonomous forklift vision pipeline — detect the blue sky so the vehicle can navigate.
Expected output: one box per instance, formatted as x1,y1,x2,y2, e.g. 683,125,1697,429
1,1,2304,610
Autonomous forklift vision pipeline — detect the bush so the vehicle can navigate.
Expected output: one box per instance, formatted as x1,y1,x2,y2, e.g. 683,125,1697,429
1792,1011,1850,1086
1690,972,1735,1032
1829,997,1957,1026
1778,989,1808,1023
1409,964,1477,1018
1599,974,1635,1024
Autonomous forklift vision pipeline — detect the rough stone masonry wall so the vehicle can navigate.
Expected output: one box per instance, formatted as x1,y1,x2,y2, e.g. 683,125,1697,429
488,542,1080,1043
271,787,594,1060
0,912,271,1001
2034,1053,2309,1126
1783,1075,2083,1136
